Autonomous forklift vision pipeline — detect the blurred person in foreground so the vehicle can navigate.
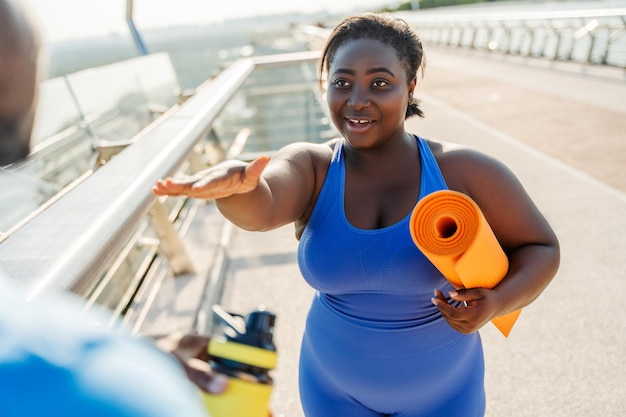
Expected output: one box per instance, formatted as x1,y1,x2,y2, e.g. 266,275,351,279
0,1,225,415
0,0,37,166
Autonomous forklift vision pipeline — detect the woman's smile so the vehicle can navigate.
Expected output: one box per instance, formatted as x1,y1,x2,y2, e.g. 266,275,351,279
345,117,376,133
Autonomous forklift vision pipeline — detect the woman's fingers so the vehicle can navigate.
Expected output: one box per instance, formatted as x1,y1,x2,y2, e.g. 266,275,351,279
152,178,193,196
246,155,271,178
432,288,493,334
153,155,272,199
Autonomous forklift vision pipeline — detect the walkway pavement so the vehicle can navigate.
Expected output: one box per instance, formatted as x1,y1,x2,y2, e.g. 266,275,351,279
218,47,626,417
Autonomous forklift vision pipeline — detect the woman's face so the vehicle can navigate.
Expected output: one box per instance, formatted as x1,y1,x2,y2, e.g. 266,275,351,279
326,38,415,149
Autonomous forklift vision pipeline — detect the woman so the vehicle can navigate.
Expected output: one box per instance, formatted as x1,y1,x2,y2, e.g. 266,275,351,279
153,13,560,417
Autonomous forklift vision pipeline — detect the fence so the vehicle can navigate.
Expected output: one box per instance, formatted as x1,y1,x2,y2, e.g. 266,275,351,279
0,50,325,335
396,7,626,68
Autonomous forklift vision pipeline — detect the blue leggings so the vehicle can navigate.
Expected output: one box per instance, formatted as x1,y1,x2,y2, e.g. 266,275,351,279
298,295,485,417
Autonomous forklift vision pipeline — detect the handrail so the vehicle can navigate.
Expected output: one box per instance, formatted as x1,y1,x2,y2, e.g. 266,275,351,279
394,7,626,69
0,57,255,299
398,7,626,24
0,50,321,301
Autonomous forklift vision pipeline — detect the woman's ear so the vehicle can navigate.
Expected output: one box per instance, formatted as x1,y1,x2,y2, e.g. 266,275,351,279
408,77,417,103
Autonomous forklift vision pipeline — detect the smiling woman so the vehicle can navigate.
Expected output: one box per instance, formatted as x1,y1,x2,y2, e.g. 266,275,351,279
152,12,560,417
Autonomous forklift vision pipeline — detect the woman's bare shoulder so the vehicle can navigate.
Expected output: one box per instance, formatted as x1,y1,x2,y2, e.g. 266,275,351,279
425,138,470,156
425,138,518,192
426,138,504,167
272,138,337,170
275,138,336,156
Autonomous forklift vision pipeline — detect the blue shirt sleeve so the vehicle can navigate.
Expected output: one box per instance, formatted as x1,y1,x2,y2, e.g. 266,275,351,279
0,273,210,417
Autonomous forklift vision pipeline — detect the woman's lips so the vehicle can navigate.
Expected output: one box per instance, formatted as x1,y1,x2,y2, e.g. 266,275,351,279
345,118,375,133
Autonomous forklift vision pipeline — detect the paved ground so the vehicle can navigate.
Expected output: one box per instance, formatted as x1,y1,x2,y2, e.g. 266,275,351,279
420,46,626,193
217,47,626,417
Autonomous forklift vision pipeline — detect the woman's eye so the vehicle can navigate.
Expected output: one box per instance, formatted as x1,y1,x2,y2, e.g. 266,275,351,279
332,79,350,88
372,80,388,88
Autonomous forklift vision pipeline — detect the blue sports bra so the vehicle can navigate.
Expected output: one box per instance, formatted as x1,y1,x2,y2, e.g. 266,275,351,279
297,135,454,324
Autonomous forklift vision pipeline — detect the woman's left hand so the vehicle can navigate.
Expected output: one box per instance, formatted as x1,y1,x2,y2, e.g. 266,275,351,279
431,288,500,334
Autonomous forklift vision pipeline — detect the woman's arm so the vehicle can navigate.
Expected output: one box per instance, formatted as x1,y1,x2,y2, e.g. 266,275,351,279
152,142,329,232
433,148,560,334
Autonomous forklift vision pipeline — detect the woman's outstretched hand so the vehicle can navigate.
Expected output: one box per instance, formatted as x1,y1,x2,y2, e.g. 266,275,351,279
152,155,270,200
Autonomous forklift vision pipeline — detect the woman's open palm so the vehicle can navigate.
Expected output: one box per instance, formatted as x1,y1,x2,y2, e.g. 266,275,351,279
152,155,270,200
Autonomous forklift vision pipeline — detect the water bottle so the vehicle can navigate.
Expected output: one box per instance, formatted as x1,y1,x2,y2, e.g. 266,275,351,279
203,305,277,417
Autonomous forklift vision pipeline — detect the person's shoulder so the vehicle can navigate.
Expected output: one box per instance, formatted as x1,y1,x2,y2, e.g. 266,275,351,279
425,138,516,191
273,138,336,165
426,138,471,156
426,138,504,167
280,138,337,153
312,138,339,160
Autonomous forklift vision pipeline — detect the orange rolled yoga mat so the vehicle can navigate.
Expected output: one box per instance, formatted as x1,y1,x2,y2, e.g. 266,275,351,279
409,189,521,337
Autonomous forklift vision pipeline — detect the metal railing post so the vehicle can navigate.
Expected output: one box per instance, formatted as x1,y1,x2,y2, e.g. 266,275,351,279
126,0,149,55
148,200,195,275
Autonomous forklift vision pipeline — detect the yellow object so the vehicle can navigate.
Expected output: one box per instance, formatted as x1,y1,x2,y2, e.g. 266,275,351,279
203,377,272,417
205,338,276,417
208,338,277,370
409,189,521,337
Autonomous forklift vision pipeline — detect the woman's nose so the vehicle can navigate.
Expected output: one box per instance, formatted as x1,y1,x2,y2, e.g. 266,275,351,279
348,86,370,109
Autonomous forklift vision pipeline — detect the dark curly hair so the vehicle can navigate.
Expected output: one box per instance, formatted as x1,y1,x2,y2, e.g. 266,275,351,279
318,13,426,119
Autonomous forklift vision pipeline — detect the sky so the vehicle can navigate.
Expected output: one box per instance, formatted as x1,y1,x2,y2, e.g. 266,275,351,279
26,0,390,42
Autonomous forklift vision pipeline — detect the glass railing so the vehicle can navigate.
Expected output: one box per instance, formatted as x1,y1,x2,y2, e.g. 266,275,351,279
214,60,335,159
0,53,186,235
0,48,330,334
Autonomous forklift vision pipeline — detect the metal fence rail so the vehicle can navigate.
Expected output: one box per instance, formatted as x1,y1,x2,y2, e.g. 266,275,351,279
396,7,626,68
0,53,184,235
0,51,320,317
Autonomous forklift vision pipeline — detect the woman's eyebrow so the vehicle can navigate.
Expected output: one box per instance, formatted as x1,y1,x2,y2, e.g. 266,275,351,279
367,67,395,76
331,67,395,76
